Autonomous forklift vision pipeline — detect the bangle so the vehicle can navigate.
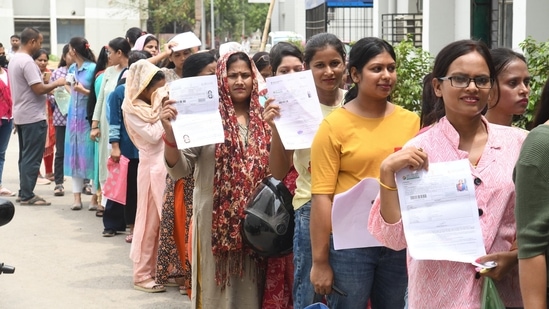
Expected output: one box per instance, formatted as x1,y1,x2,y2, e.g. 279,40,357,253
162,132,177,148
378,179,397,191
91,127,99,129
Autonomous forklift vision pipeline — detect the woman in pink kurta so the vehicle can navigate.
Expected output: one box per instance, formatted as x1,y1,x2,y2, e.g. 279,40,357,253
368,40,524,308
122,59,167,292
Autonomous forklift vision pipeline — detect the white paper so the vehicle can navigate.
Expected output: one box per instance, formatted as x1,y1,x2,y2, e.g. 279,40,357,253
169,75,224,149
332,178,383,250
266,70,324,150
395,159,486,263
169,32,202,51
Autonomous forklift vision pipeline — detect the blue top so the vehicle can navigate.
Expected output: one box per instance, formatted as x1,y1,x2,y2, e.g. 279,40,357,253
108,83,139,159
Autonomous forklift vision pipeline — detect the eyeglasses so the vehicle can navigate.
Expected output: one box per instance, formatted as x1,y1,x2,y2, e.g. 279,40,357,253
438,75,493,89
257,54,269,64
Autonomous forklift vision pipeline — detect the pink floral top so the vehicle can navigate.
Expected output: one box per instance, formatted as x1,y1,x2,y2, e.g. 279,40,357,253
368,116,526,309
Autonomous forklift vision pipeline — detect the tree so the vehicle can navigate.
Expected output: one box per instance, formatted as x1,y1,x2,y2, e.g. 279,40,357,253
148,0,194,35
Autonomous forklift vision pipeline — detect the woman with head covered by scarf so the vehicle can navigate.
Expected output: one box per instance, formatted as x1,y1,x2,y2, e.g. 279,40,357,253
121,59,168,292
161,51,270,308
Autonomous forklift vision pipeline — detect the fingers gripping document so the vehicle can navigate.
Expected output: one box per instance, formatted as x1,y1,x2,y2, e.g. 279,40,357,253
169,75,224,149
266,70,324,150
395,159,486,263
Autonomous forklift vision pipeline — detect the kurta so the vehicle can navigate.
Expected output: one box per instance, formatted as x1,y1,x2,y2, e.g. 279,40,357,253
124,111,167,264
368,116,525,309
167,145,261,309
64,61,96,179
92,66,122,184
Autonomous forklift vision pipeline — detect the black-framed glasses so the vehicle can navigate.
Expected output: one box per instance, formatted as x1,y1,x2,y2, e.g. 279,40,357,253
438,75,494,89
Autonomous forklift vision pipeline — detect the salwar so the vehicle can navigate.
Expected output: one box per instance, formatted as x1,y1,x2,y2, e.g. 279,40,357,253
132,191,161,283
53,126,65,185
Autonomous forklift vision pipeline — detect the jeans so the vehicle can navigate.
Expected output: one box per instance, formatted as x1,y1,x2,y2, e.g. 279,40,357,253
0,119,13,185
17,121,47,200
327,240,408,309
54,126,65,185
293,201,315,309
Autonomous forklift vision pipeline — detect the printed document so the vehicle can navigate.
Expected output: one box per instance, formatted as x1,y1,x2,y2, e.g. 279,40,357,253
332,178,383,250
266,70,323,149
395,159,486,263
169,75,224,149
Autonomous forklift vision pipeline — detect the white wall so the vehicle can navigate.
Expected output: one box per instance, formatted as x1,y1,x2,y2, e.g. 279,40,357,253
513,0,549,49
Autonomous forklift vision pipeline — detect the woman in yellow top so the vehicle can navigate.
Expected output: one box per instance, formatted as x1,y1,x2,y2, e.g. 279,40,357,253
263,34,347,309
309,37,419,308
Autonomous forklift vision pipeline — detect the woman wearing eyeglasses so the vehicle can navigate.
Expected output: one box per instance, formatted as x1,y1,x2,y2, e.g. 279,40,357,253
369,40,525,308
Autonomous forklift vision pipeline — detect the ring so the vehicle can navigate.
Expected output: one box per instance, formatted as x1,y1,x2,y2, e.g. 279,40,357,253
418,147,423,152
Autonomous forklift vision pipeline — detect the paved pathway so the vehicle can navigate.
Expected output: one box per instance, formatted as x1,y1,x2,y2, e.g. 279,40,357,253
0,133,191,308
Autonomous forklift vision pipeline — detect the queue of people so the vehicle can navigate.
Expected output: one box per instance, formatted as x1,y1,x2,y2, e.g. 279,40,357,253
3,24,549,309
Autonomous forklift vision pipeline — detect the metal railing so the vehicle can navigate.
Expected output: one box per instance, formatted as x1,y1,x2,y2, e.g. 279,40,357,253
381,13,423,47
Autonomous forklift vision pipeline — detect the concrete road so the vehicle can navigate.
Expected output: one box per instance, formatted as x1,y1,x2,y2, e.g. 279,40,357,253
0,134,191,309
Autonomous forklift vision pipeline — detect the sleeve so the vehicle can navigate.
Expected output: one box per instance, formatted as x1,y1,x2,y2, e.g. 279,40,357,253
23,60,42,86
92,73,107,122
310,119,340,195
165,147,201,180
515,139,549,259
368,196,408,250
123,112,164,145
108,86,123,143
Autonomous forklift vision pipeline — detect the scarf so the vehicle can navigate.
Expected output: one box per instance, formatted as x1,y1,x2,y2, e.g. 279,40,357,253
212,51,271,286
121,59,162,124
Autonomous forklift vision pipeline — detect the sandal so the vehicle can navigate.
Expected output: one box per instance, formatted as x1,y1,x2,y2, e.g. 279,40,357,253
95,207,105,217
88,204,98,211
164,277,185,287
53,185,64,197
71,204,82,210
82,183,93,195
133,279,166,293
20,195,51,206
0,187,16,197
125,234,133,243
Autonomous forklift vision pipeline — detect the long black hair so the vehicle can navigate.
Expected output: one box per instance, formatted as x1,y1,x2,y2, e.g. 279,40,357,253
182,53,216,78
86,46,109,125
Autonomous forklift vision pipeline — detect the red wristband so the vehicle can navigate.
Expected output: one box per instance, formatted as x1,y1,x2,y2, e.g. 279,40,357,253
162,132,177,148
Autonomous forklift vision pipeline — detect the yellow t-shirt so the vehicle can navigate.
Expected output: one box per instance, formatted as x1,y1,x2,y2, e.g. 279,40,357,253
311,105,419,195
293,103,342,209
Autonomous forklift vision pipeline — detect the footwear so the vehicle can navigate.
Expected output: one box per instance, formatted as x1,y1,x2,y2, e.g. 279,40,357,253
71,204,82,210
20,195,51,206
179,287,188,295
95,207,105,217
45,173,55,182
133,279,166,293
0,187,16,197
164,277,185,287
102,229,116,237
125,234,133,243
82,183,93,195
36,176,51,185
88,204,98,211
16,197,21,203
53,185,64,196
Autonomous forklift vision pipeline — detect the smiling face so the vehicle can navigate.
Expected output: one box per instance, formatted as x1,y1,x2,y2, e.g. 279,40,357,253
226,59,253,105
307,46,345,93
351,51,396,102
433,51,492,120
490,59,530,117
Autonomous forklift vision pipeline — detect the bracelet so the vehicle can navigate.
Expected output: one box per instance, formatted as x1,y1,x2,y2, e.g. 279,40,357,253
91,127,99,129
162,132,177,148
378,179,397,191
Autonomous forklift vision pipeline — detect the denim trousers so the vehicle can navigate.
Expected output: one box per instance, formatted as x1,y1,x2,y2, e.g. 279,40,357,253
327,241,408,309
17,120,47,200
54,126,65,185
293,201,315,309
0,118,13,185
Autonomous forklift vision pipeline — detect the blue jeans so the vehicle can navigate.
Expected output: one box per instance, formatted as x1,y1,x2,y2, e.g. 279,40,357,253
0,119,13,185
327,240,408,309
293,201,315,309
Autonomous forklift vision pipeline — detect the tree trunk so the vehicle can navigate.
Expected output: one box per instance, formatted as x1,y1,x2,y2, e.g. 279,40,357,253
194,0,202,37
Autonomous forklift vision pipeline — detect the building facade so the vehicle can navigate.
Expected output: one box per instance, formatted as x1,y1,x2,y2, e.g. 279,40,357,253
0,0,147,56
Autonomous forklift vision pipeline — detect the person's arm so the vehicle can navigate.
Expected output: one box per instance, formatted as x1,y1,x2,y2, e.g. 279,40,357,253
147,42,177,65
310,193,334,295
378,147,428,223
263,98,293,179
91,73,107,141
30,78,65,95
519,255,547,309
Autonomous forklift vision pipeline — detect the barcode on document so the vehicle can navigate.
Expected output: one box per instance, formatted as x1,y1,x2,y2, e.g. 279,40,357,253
410,194,427,200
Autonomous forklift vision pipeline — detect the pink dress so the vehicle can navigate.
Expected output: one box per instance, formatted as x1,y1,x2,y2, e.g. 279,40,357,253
369,116,525,309
125,111,167,282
